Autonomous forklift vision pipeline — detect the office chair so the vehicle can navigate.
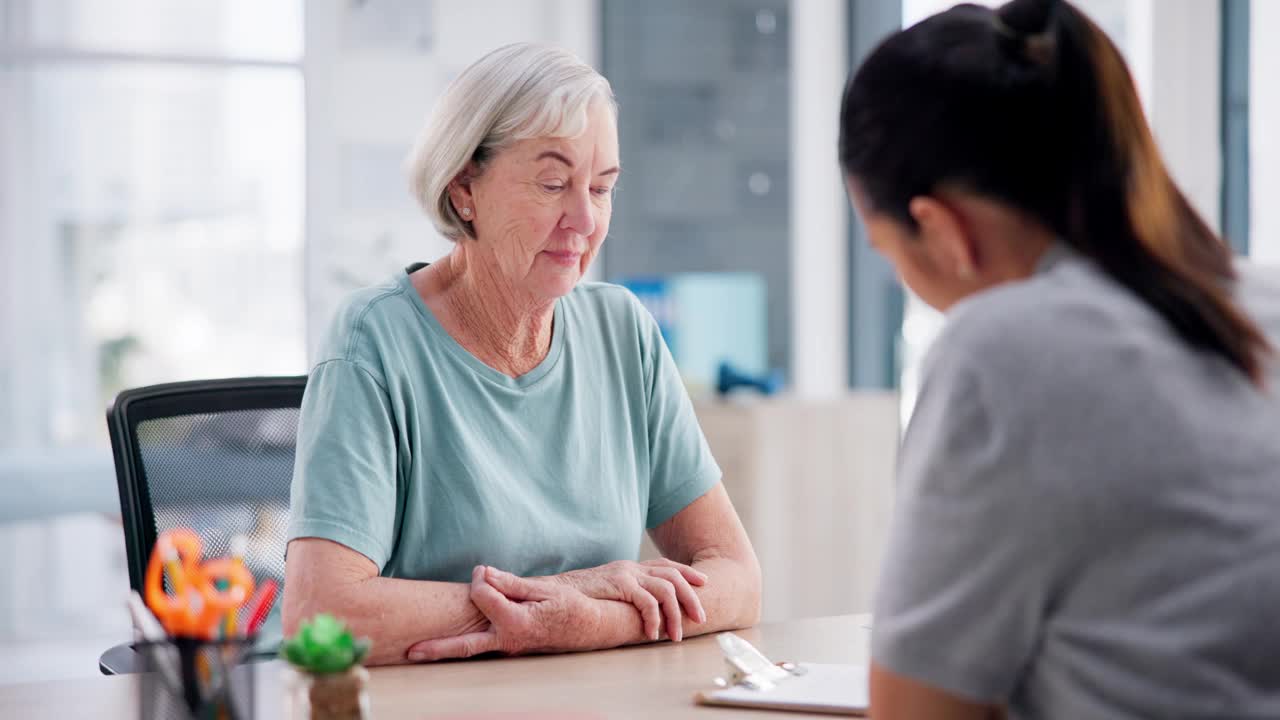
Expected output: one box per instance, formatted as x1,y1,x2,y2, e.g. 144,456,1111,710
98,376,307,675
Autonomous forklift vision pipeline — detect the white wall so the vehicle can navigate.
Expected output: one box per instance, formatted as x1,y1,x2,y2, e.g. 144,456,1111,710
1251,0,1280,263
790,0,849,398
1131,0,1221,232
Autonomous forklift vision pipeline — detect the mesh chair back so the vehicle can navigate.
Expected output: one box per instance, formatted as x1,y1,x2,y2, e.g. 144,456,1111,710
107,377,306,594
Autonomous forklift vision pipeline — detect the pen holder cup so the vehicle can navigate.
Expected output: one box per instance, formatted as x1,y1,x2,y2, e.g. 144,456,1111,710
135,636,256,720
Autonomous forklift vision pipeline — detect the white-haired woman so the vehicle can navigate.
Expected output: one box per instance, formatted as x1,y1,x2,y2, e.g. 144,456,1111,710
282,43,761,665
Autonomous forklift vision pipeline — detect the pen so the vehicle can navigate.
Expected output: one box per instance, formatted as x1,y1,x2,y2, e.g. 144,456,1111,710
244,579,279,637
128,591,181,689
224,536,248,638
159,537,187,596
128,590,166,642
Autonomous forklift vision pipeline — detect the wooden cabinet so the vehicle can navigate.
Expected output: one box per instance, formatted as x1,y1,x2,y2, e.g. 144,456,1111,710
693,393,900,621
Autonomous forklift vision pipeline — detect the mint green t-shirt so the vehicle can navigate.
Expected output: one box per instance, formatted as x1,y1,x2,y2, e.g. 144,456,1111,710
286,265,722,582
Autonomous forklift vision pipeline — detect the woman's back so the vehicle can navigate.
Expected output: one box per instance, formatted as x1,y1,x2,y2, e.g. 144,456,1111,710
840,0,1280,714
872,249,1280,719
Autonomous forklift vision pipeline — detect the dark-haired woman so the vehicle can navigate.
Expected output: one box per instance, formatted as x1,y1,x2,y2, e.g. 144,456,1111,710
840,0,1280,718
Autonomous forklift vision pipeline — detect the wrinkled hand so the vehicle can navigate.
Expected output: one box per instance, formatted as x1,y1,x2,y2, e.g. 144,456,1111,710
556,559,706,641
405,566,604,662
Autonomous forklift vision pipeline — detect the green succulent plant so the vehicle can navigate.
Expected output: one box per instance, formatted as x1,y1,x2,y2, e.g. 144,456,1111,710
280,613,370,675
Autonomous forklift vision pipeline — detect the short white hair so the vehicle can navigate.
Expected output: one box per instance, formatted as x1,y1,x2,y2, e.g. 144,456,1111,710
406,43,617,241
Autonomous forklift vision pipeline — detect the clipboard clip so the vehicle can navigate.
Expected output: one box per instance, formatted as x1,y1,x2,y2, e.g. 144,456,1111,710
712,633,808,692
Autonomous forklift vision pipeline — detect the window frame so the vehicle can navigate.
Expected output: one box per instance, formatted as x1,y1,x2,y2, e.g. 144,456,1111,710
1221,0,1250,255
845,0,904,390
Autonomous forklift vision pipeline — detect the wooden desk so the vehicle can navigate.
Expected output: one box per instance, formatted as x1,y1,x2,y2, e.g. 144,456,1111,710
0,614,871,719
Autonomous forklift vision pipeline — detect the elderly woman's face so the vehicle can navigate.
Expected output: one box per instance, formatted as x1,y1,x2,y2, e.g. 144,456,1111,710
465,100,619,301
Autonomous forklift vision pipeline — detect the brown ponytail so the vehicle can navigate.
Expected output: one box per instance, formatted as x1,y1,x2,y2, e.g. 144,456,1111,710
841,0,1272,383
1054,1,1271,383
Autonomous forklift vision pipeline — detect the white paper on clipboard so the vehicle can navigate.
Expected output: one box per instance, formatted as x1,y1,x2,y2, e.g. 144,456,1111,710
696,632,870,716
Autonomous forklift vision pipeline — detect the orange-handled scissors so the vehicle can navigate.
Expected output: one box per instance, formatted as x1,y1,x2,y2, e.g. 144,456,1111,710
145,528,255,639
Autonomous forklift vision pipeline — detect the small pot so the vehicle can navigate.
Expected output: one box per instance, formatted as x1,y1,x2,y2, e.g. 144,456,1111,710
287,665,370,720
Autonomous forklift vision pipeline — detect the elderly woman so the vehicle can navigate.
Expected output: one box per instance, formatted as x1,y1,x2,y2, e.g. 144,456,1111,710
282,43,761,665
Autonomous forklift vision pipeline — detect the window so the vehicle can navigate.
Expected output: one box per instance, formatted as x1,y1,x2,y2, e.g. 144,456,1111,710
0,0,306,452
0,0,303,683
18,0,301,59
601,0,792,381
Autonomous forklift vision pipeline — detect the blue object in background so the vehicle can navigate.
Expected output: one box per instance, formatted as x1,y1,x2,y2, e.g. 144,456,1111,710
619,276,676,346
618,273,770,394
716,361,785,396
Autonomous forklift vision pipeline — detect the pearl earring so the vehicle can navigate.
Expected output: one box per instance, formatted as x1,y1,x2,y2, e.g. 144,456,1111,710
461,207,472,218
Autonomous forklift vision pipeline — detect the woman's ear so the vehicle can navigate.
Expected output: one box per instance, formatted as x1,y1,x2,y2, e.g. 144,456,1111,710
447,162,480,220
908,195,978,279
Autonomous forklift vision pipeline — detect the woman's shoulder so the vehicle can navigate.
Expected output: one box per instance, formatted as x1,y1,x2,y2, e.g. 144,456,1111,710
566,280,645,310
923,255,1142,397
940,256,1124,354
561,281,665,365
563,281,653,329
315,273,419,365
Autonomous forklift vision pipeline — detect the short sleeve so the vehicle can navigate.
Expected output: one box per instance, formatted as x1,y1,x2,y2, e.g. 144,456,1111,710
287,359,399,570
640,311,722,529
872,347,1053,703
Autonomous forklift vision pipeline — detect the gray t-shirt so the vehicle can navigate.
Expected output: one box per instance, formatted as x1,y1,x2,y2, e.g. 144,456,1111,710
873,247,1280,719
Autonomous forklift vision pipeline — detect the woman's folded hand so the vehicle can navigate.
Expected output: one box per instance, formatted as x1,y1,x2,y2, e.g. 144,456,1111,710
405,566,607,662
554,559,707,641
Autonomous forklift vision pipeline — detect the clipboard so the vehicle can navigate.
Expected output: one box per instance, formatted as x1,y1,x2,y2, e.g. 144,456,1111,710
694,633,869,716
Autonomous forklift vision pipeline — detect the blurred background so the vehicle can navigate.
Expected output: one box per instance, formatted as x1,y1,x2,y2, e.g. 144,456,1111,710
0,0,1275,686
